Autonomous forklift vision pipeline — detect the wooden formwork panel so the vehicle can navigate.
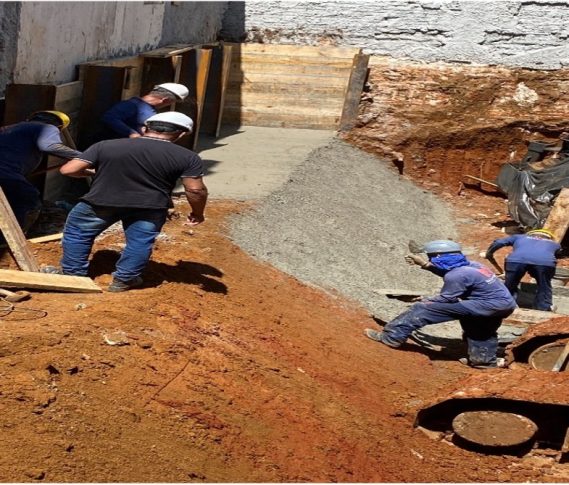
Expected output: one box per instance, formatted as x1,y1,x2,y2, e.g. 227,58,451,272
224,43,363,130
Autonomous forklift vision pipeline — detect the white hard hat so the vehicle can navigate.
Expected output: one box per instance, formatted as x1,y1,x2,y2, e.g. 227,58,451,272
145,112,194,132
154,83,189,100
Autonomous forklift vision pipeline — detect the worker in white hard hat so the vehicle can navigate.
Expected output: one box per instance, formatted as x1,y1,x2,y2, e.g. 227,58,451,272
364,240,517,369
0,110,81,233
42,111,208,292
483,228,562,311
99,83,190,140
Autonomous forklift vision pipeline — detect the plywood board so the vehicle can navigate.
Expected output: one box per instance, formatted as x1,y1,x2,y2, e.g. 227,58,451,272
0,269,102,293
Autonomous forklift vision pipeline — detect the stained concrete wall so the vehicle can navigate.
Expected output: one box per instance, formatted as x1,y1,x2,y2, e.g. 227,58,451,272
2,1,228,95
222,0,569,70
0,2,21,100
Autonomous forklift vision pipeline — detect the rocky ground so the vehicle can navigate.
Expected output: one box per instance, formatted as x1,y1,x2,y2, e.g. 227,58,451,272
0,138,567,482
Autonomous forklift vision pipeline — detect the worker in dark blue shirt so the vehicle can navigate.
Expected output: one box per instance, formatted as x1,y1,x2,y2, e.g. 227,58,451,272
0,111,81,232
100,83,189,140
484,229,562,311
364,240,517,369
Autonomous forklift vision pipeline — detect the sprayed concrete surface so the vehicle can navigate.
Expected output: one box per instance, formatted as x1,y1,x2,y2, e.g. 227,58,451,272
230,138,458,319
194,126,334,200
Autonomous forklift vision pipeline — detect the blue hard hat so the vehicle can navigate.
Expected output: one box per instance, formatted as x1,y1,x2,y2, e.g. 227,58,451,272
423,240,462,254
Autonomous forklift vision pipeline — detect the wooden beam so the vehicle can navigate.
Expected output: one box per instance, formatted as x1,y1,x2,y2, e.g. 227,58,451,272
0,269,101,293
0,187,40,272
339,53,370,131
28,233,63,244
544,187,569,242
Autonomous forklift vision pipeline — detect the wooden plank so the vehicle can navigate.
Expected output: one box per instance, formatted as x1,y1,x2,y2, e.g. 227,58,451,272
141,44,201,58
544,187,569,242
228,71,351,87
339,53,370,131
225,92,344,109
201,44,233,136
0,187,40,272
223,110,339,130
233,54,357,67
178,48,212,150
232,62,353,76
0,269,101,293
227,42,360,59
28,233,63,244
229,82,346,96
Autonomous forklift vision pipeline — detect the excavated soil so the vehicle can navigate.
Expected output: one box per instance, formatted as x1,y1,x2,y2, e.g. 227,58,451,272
0,143,568,482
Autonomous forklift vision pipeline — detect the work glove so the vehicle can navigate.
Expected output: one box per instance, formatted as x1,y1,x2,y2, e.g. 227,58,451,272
405,254,429,268
479,251,488,259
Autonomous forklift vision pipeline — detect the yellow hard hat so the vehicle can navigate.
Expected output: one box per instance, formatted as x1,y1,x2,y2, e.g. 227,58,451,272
29,110,70,129
527,228,555,239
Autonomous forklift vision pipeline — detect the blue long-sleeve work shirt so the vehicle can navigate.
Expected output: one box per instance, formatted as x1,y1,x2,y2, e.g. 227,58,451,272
487,234,561,267
0,122,81,181
426,262,517,316
101,97,157,138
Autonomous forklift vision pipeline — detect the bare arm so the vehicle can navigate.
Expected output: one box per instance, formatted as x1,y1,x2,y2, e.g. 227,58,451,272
182,177,208,225
59,158,96,178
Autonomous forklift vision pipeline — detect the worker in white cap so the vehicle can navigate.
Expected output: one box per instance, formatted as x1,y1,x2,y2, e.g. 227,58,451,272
100,83,190,140
43,111,208,293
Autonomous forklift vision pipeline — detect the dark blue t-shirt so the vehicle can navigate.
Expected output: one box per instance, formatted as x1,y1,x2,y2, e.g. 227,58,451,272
428,262,517,315
101,97,157,138
0,122,80,180
488,234,560,267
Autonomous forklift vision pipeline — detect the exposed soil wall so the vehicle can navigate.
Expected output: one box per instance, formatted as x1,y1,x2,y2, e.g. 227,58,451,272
344,57,569,191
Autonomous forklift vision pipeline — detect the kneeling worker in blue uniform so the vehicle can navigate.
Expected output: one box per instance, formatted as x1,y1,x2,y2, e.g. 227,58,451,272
483,229,561,312
365,240,517,369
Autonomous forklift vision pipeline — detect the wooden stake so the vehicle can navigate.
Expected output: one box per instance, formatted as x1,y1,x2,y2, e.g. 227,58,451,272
0,187,40,272
543,187,569,242
0,269,101,293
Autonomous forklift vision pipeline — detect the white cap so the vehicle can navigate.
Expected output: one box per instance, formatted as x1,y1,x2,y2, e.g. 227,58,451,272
154,83,189,100
145,112,194,132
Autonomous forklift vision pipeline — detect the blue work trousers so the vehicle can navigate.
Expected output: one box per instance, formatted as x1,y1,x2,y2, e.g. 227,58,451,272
61,201,167,282
504,262,555,311
381,301,513,366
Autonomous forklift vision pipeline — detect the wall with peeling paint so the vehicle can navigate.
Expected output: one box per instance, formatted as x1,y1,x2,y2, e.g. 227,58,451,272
0,2,21,103
221,0,569,70
2,2,228,96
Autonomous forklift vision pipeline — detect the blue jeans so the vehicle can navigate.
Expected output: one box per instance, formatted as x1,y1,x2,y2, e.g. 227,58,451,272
505,262,555,311
61,201,167,282
381,301,513,366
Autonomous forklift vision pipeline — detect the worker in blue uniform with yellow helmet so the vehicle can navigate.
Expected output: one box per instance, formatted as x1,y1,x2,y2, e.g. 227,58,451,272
365,240,517,369
483,228,562,311
0,111,81,233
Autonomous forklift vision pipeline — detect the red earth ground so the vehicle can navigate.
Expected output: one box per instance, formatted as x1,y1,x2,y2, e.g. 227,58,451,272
0,192,567,483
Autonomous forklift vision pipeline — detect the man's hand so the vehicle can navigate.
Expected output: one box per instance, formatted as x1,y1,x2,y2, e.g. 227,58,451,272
185,213,205,226
129,133,142,138
405,254,429,268
479,251,487,258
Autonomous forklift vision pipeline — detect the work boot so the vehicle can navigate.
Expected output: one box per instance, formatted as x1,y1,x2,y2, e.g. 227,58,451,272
364,329,402,348
458,357,506,369
108,276,144,293
40,265,64,275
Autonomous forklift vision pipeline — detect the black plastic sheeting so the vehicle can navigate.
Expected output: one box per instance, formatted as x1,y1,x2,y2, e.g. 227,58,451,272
497,141,569,229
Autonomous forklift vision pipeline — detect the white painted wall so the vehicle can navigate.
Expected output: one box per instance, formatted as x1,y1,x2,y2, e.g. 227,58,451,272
222,0,569,70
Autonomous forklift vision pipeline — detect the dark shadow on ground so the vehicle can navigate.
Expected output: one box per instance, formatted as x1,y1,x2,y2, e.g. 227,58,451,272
89,249,227,294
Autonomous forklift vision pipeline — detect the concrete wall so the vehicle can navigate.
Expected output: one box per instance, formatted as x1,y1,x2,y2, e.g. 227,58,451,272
0,2,21,98
222,0,569,70
2,1,229,95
